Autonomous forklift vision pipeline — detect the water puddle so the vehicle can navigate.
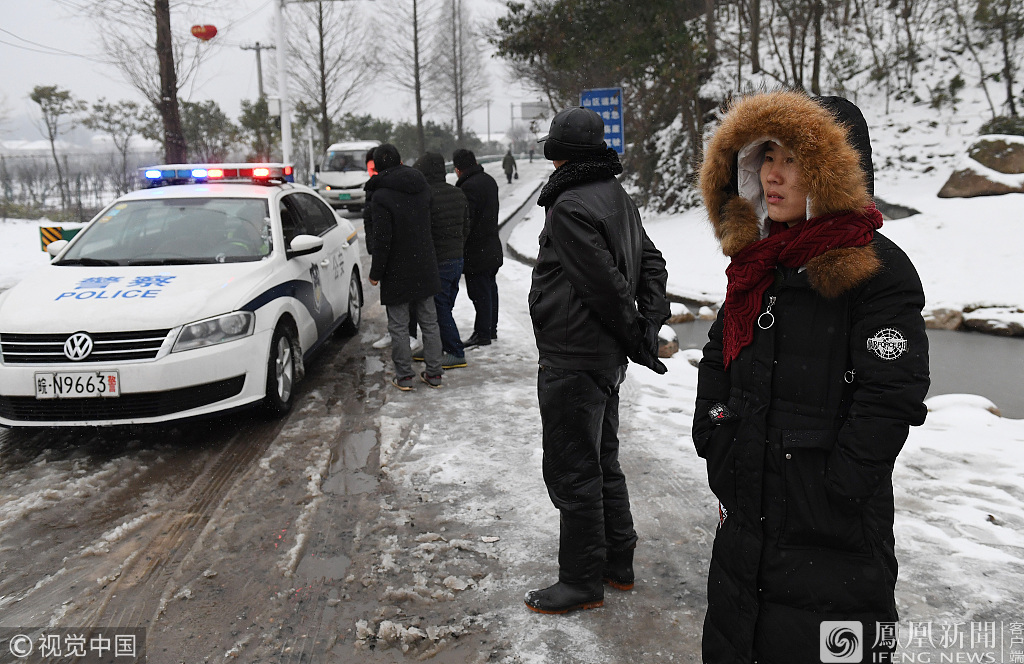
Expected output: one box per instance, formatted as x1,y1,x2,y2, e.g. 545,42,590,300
323,430,378,495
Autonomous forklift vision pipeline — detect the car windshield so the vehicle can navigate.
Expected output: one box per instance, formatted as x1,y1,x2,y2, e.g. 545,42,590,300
322,150,366,173
56,198,273,266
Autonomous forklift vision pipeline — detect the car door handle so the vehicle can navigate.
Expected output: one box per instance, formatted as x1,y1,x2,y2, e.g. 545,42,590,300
320,259,331,267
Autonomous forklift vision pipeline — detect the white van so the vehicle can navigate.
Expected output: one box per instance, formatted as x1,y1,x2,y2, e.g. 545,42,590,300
314,140,380,211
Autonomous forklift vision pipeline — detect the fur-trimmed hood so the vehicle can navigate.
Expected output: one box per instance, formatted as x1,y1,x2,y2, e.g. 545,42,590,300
700,90,881,297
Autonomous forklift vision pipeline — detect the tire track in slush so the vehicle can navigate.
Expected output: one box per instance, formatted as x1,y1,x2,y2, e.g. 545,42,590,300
80,415,285,632
271,351,377,664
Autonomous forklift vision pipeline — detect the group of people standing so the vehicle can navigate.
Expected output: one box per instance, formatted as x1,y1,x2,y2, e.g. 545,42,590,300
521,94,929,664
360,90,930,663
363,145,502,390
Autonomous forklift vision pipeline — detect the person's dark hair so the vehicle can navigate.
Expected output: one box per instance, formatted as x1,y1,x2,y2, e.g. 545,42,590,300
365,147,376,165
373,144,402,171
452,148,477,171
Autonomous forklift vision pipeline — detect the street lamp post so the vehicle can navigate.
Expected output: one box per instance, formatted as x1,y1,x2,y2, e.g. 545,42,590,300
274,0,292,164
275,0,372,165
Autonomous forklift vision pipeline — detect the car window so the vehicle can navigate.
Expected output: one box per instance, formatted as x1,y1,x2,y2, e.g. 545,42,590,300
322,149,365,172
57,198,272,266
279,198,306,248
288,193,338,237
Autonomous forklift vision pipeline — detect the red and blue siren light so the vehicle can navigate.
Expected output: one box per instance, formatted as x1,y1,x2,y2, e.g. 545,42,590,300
140,163,295,187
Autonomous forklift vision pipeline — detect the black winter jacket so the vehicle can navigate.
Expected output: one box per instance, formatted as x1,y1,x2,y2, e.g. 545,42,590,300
530,151,670,370
367,165,441,306
414,153,471,262
456,165,503,274
694,90,930,664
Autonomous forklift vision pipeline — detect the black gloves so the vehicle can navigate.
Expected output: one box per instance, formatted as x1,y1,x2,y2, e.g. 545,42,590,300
627,317,668,374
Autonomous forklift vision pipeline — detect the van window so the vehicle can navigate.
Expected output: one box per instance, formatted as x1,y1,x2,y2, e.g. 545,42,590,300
322,149,366,173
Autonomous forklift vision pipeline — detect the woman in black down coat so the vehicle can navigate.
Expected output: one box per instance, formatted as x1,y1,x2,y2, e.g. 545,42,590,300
693,90,930,664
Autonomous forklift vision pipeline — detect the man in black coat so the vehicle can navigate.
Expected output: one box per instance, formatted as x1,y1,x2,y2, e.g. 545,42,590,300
453,149,502,348
367,144,444,390
525,107,670,615
414,152,471,369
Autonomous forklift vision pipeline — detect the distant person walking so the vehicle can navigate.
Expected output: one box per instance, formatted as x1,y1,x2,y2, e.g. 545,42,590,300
525,107,670,615
366,144,444,390
693,90,930,663
414,152,471,370
453,149,502,349
502,148,518,184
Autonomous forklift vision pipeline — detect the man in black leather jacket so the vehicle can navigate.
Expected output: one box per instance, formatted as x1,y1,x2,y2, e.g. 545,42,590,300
525,107,670,615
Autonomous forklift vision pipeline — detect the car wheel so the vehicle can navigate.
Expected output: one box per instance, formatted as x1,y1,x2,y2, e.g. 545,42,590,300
263,322,297,416
337,270,362,336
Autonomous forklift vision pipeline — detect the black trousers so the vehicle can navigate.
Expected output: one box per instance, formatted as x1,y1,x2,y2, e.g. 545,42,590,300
465,268,499,339
537,364,636,586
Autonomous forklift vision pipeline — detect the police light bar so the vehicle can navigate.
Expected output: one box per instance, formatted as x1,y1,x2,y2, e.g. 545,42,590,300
139,163,295,187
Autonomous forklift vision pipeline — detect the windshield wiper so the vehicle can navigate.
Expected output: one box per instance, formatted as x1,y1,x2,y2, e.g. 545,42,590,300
126,258,216,266
54,258,122,266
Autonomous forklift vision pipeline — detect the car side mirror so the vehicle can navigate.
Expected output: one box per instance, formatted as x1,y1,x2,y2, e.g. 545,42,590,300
286,234,324,259
47,240,69,258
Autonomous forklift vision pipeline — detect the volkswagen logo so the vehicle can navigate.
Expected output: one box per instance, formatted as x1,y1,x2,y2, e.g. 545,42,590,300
63,332,94,361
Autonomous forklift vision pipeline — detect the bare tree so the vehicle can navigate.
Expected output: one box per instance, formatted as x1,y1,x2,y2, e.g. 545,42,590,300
286,1,379,150
80,0,216,162
430,0,489,141
29,86,86,211
380,0,435,156
84,99,148,195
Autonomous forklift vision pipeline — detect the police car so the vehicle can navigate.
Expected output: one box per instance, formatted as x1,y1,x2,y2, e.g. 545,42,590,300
0,164,362,427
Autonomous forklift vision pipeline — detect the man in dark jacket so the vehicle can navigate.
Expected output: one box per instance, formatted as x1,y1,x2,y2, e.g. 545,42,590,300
367,144,444,390
453,149,502,349
694,91,929,663
414,152,471,369
525,107,670,615
502,148,517,184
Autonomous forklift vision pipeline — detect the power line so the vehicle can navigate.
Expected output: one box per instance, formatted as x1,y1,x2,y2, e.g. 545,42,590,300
0,27,114,65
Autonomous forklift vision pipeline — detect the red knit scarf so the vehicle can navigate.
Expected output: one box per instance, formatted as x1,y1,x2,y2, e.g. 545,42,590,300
721,204,883,368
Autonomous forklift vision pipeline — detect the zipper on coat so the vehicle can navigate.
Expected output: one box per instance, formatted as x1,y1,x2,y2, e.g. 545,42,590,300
758,295,777,330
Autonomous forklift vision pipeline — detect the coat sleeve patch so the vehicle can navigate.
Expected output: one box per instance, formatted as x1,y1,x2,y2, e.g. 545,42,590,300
866,327,908,360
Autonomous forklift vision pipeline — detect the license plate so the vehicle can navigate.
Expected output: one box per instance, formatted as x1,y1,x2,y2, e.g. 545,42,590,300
337,193,351,200
35,371,120,399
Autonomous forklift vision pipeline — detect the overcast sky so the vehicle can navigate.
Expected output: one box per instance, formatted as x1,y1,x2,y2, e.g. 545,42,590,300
0,0,534,142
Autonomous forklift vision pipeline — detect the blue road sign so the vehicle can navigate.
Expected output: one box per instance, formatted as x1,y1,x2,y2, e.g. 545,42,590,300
580,88,624,154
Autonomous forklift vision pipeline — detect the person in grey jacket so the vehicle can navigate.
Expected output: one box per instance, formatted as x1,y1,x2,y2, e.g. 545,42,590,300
525,107,670,615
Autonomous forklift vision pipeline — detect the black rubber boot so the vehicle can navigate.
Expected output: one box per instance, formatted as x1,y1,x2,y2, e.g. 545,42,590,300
524,581,604,614
602,544,635,591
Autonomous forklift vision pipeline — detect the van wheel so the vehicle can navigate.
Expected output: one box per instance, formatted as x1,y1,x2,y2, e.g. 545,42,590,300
337,271,362,336
263,323,297,416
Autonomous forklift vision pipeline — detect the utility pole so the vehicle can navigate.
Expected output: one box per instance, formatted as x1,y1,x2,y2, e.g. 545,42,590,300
241,42,276,99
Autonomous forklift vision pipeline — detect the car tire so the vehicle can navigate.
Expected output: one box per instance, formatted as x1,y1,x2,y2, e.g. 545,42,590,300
263,322,297,416
337,270,362,336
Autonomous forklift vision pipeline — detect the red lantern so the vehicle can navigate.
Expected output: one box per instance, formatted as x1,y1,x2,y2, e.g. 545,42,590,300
190,25,218,41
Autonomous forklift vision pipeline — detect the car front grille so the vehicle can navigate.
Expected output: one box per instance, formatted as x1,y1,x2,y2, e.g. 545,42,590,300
0,330,171,364
0,375,246,422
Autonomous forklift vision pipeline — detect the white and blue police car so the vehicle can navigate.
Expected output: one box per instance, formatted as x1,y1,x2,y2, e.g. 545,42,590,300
0,164,362,427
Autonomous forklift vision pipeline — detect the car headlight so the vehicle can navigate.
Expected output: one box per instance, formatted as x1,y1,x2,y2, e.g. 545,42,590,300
172,312,255,352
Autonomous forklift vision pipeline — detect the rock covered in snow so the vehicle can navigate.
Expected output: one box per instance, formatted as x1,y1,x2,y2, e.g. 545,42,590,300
938,135,1024,198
